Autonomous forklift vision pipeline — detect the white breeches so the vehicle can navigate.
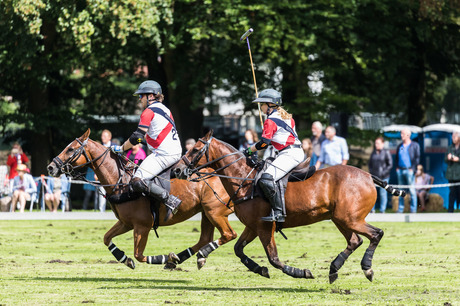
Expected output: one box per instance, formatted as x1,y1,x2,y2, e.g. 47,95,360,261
264,147,305,182
134,152,181,180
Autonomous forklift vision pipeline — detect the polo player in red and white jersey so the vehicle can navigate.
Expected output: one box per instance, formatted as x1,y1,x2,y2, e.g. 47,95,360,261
243,89,304,223
111,80,182,220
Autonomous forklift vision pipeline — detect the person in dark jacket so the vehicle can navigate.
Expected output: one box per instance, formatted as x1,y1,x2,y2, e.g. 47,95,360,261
395,128,420,213
445,131,460,213
368,137,393,213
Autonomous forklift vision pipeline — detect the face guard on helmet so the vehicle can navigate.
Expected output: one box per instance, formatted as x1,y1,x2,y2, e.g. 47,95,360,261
252,88,282,106
133,80,162,96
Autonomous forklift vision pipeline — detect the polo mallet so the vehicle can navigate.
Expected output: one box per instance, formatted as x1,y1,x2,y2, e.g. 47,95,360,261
240,28,263,129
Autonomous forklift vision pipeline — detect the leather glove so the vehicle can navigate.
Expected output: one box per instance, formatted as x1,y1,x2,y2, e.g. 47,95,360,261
243,147,253,158
111,145,124,153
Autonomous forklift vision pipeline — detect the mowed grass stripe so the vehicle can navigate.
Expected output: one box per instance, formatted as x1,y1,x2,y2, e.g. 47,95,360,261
0,220,459,305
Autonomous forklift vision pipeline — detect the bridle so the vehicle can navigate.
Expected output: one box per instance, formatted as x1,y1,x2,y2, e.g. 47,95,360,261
52,138,112,182
180,136,256,208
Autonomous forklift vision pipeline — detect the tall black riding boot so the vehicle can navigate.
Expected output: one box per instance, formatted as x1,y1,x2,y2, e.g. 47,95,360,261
258,173,285,222
131,178,182,221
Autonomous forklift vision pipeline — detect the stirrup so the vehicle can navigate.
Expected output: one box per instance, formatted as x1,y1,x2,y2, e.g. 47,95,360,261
261,212,285,223
163,195,182,222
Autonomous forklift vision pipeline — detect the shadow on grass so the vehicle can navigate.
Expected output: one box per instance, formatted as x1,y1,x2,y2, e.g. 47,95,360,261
14,276,324,293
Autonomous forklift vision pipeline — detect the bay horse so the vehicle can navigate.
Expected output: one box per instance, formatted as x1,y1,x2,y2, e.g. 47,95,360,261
174,130,406,283
47,129,237,270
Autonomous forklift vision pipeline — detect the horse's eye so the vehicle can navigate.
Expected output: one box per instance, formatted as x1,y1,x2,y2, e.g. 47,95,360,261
67,148,74,153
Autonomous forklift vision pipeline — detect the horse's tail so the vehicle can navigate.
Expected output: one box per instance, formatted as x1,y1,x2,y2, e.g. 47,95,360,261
371,175,406,197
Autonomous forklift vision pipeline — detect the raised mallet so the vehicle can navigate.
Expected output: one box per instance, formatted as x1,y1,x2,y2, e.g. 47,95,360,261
240,28,263,129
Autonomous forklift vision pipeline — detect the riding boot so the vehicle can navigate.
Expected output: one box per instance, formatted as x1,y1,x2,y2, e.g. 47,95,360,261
131,177,182,221
258,173,285,222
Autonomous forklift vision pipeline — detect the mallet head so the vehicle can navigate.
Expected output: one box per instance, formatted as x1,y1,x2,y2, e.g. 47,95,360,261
240,28,254,41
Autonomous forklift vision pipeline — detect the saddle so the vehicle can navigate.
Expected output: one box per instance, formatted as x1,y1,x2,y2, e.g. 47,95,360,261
107,164,175,234
248,157,316,214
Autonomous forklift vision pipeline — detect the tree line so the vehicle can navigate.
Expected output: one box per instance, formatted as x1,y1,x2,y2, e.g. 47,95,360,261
1,0,459,174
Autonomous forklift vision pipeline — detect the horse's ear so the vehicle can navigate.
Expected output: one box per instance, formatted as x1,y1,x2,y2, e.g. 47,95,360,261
80,128,91,141
204,129,214,140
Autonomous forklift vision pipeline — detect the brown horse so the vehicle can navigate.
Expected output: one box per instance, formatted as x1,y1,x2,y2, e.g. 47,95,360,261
47,129,237,270
175,130,406,283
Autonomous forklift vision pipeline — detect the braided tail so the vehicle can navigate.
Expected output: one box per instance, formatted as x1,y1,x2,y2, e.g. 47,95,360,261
371,175,406,197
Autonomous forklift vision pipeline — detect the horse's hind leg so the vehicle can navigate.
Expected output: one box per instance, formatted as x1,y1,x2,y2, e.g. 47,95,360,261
329,220,363,284
104,220,135,269
234,226,270,278
346,221,384,282
258,223,314,279
195,209,237,269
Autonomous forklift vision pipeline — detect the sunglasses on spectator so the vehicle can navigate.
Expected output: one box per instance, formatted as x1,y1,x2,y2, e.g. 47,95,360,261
138,94,143,99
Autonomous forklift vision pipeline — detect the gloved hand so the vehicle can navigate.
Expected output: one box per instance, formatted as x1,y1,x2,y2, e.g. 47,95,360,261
111,145,124,153
243,147,253,158
246,155,258,168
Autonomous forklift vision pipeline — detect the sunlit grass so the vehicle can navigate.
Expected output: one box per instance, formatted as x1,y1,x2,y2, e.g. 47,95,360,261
0,220,459,305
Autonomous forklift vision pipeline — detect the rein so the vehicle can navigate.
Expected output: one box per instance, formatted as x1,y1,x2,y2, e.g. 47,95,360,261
183,136,257,208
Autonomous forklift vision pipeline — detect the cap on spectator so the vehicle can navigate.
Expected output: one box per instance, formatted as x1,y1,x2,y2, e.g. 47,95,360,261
17,164,27,172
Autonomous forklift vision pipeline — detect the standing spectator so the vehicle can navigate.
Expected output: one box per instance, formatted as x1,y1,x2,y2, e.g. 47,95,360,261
315,126,349,169
301,138,313,161
98,129,113,212
368,137,393,213
395,128,420,213
310,121,326,167
42,175,61,213
239,129,259,151
127,143,147,165
184,138,196,153
82,168,97,210
415,165,434,212
446,131,460,213
11,164,36,213
6,142,29,180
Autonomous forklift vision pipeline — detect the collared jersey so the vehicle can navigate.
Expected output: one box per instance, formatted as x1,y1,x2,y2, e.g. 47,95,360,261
138,102,182,155
261,110,300,151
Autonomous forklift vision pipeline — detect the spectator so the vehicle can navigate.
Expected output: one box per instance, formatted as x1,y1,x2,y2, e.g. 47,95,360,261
301,138,313,161
11,164,37,213
82,168,97,210
310,121,326,167
446,131,460,213
98,129,113,212
315,126,349,169
127,143,147,165
41,175,60,213
395,128,420,213
239,129,259,151
368,137,393,213
415,164,434,212
184,138,196,153
6,142,29,180
101,129,113,147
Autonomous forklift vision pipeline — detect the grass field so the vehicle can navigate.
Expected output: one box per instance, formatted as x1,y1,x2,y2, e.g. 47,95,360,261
1,220,459,305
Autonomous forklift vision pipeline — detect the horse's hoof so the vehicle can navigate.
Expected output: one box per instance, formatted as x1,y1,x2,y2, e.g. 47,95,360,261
363,268,374,282
304,269,315,279
329,272,338,284
197,257,206,270
168,252,180,263
125,258,135,270
260,266,270,278
164,262,177,270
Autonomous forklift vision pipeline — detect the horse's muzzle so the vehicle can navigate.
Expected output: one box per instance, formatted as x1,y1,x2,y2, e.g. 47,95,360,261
47,162,60,177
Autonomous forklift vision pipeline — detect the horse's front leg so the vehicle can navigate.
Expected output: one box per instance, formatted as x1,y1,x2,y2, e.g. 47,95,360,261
234,226,270,278
258,222,314,279
104,220,135,269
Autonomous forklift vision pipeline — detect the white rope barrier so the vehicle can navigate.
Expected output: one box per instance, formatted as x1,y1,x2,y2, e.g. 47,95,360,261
390,181,460,189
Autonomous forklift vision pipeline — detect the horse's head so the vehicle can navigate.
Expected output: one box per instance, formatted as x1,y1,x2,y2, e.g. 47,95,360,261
174,130,214,180
47,129,92,177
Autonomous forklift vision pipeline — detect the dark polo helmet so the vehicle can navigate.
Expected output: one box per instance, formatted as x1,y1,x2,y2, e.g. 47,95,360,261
133,80,162,96
252,88,282,106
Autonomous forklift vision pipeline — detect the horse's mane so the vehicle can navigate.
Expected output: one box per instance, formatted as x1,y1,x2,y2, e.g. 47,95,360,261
215,138,242,155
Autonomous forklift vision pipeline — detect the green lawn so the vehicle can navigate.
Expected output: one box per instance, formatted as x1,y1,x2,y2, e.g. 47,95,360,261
0,220,459,305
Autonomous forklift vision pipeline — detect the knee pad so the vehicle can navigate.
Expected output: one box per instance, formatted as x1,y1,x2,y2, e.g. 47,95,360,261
258,173,276,197
130,177,148,193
